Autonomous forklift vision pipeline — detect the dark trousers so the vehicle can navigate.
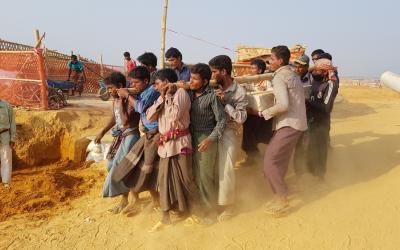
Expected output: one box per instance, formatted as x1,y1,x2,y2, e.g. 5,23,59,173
307,117,330,177
294,132,309,176
242,114,273,155
264,127,303,196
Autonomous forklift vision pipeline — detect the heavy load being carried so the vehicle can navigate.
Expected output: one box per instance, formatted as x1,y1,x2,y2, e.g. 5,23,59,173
233,44,306,76
232,44,310,112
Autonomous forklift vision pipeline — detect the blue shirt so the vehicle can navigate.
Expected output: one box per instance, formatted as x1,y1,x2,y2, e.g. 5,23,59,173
67,60,84,72
134,85,159,130
175,64,191,82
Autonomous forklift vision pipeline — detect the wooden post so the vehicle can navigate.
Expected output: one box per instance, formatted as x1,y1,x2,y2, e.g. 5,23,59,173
123,58,127,77
44,47,49,76
34,29,41,48
100,54,104,78
160,0,169,69
34,29,48,109
35,48,49,110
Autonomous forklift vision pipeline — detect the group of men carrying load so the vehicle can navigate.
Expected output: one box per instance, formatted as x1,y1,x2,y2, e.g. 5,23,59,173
91,46,338,232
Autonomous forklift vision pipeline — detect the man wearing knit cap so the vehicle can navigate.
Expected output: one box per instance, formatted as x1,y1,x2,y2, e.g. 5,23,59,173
293,55,313,86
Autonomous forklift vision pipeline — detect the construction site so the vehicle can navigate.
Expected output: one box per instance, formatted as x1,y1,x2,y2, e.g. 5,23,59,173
1,0,400,248
0,34,399,249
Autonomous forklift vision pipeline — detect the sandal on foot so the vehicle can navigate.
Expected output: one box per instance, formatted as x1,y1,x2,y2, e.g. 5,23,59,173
107,202,128,214
217,210,235,222
122,203,138,215
264,203,290,217
153,206,161,213
263,198,280,209
183,215,203,227
148,221,171,233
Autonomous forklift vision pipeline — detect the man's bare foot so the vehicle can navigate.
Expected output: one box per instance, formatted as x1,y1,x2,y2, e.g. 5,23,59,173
122,202,138,215
107,200,128,214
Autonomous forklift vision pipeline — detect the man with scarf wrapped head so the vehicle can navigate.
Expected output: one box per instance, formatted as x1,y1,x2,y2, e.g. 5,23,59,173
306,58,339,178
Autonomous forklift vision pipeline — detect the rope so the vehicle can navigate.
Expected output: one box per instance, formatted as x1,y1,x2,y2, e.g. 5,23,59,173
167,28,267,60
167,28,236,53
83,63,105,79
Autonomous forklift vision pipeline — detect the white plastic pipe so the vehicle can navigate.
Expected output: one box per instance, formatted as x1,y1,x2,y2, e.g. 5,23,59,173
380,71,400,93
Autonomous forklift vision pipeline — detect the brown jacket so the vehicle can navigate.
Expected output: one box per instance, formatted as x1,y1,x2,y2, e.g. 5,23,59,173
261,65,307,132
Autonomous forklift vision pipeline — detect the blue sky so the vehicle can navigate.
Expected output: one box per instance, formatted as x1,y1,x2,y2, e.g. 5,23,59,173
1,0,399,78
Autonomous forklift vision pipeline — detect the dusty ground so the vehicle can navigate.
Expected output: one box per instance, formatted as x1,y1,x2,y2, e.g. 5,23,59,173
0,86,399,249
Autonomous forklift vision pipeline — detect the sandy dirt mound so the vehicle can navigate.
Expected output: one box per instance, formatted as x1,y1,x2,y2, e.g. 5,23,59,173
0,161,103,222
0,87,399,249
14,101,111,167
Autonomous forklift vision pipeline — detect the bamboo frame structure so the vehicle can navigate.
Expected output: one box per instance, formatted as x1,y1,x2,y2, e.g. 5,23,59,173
34,29,49,110
0,78,42,83
160,0,169,69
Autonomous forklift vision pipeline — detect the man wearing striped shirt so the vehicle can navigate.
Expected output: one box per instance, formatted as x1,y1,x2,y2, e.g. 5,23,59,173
188,63,226,221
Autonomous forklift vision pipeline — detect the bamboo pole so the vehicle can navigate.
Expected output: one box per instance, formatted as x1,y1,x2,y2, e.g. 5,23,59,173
44,47,49,76
34,30,41,48
160,0,169,69
124,58,127,76
34,31,49,110
34,30,45,48
234,73,273,83
126,73,273,94
0,51,36,54
100,54,104,78
34,30,48,109
232,63,252,68
35,49,48,110
0,78,42,83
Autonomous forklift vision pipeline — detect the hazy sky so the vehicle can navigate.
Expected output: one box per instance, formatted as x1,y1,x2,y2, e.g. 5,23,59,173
1,0,399,78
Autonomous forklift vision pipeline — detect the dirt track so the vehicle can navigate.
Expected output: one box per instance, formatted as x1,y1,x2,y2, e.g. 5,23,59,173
1,86,399,249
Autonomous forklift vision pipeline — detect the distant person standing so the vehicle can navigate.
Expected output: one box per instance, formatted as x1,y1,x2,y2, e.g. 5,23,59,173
0,99,16,189
165,47,191,82
67,55,86,96
124,52,137,75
